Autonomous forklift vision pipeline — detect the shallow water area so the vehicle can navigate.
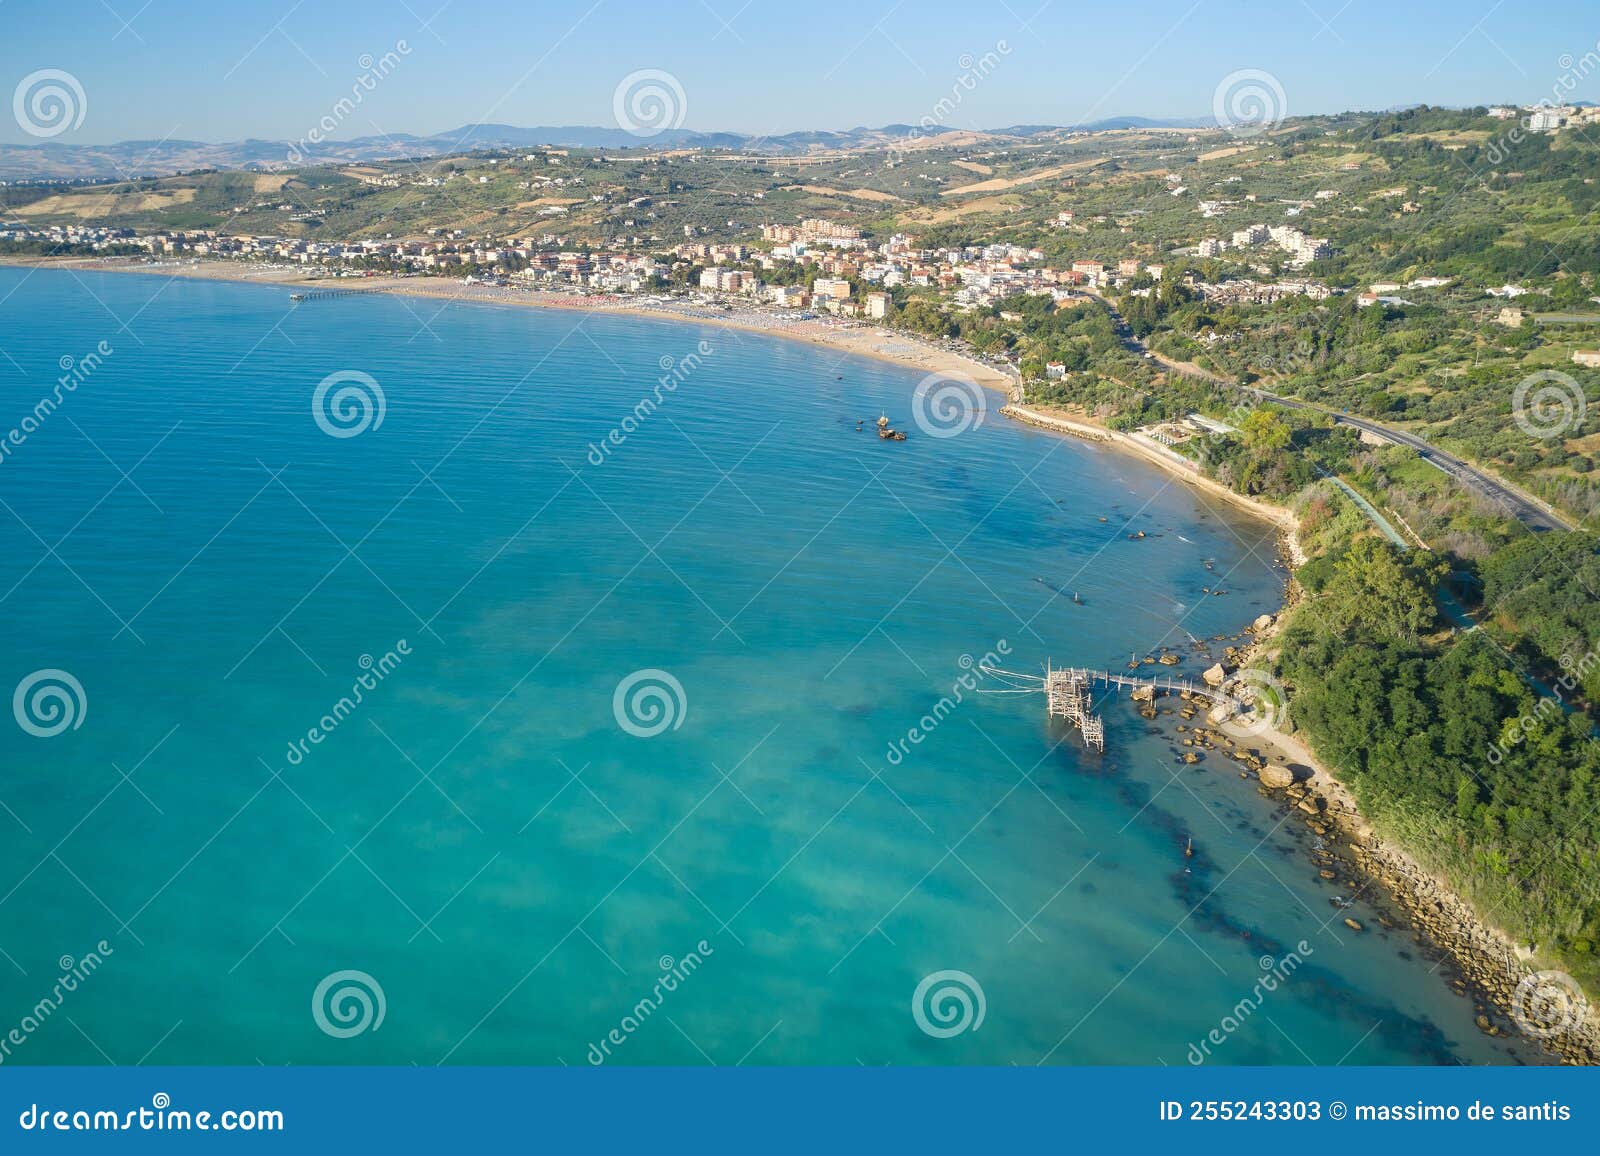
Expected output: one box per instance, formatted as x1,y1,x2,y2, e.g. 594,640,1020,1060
0,268,1544,1065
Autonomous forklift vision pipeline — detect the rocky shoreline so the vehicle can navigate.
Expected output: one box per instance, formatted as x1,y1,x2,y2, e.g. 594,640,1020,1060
1155,599,1600,1064
1001,369,1597,1063
1133,678,1600,1063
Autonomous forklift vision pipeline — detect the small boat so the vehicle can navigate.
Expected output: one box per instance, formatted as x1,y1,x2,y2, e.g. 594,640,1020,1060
877,413,890,429
290,293,305,302
1072,592,1083,605
1184,836,1194,859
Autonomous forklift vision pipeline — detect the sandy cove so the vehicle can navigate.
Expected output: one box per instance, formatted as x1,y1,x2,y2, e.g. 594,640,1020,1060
0,256,1014,393
11,255,1595,1060
11,259,1299,561
999,403,1307,567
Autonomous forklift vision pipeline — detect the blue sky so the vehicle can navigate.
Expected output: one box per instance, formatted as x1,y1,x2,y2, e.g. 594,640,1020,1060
4,0,1600,145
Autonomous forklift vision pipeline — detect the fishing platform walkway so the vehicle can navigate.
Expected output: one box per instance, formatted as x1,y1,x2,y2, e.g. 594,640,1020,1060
289,287,385,302
981,663,1221,752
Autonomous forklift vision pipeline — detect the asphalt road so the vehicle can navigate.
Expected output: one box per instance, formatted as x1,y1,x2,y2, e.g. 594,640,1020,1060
1250,388,1573,533
1096,297,1573,534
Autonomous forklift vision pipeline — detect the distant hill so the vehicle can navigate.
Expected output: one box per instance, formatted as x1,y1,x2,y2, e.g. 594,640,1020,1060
0,118,1209,181
1069,115,1211,131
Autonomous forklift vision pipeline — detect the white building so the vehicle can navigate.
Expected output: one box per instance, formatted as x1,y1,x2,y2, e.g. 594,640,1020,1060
1528,107,1565,132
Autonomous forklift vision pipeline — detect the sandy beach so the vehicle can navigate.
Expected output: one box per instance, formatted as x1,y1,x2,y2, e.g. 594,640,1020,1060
999,403,1308,566
0,255,1015,393
0,257,1293,553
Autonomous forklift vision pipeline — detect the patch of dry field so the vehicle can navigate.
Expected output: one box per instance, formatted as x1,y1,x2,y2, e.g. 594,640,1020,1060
787,184,903,203
15,187,198,218
904,194,1021,223
1410,130,1492,144
940,158,1103,197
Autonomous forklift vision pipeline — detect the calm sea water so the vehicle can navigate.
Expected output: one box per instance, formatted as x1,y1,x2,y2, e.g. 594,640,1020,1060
0,268,1538,1065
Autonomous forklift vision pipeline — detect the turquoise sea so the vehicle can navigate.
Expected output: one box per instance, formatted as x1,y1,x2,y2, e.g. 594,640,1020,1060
0,268,1541,1065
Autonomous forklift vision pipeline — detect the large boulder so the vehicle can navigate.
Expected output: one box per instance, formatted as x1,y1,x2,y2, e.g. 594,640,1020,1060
1258,764,1296,789
1202,662,1227,687
1253,613,1274,632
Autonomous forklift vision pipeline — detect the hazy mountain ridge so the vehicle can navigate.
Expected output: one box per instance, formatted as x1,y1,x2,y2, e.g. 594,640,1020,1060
0,117,1212,181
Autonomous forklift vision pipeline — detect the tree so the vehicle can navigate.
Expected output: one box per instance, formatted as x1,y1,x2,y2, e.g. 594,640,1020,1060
1320,538,1445,642
1240,407,1292,452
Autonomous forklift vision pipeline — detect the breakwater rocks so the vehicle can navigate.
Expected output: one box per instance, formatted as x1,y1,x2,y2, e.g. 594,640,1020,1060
998,404,1113,442
1246,749,1600,1066
1147,683,1598,1064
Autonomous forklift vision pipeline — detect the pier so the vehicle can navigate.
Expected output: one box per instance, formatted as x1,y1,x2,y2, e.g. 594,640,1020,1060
289,287,385,302
982,663,1221,752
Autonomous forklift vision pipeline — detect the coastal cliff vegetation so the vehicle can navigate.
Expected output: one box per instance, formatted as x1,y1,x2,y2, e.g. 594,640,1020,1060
1273,515,1600,994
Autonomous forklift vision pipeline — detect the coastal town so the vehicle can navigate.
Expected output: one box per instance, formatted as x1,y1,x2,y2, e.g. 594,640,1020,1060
3,213,1341,314
0,212,1351,378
